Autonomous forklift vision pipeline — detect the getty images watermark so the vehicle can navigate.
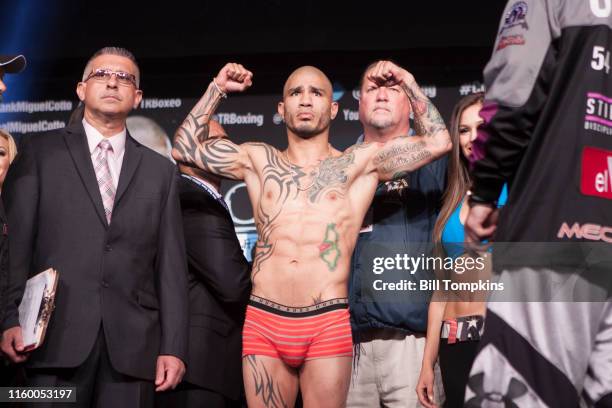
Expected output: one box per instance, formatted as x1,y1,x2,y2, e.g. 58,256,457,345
358,241,612,302
370,252,504,293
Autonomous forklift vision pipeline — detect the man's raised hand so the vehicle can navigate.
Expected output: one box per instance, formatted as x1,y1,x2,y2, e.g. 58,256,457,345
214,63,253,94
367,60,415,88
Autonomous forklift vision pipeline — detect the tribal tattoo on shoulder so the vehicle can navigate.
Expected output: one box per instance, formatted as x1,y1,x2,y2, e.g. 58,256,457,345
401,83,446,137
198,138,243,179
245,356,289,408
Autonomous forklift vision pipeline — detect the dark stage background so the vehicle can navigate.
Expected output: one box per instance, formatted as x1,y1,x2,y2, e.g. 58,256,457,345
0,0,507,259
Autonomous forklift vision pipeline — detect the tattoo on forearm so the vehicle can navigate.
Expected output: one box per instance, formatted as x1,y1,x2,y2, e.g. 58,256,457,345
374,140,433,178
246,356,289,408
402,83,446,137
319,223,341,271
389,150,433,178
373,140,424,165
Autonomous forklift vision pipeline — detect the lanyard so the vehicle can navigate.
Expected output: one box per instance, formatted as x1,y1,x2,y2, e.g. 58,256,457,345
181,174,229,212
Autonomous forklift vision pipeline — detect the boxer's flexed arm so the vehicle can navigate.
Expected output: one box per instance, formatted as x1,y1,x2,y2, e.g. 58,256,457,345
363,61,452,181
172,63,254,180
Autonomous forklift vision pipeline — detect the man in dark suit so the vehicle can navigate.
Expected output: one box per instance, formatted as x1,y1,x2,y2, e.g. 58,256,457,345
157,121,251,408
0,47,188,407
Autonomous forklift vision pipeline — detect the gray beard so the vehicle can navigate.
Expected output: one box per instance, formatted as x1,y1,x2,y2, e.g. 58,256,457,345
367,116,394,130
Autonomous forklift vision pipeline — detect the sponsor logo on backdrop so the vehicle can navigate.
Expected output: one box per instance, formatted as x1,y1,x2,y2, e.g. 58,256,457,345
0,100,72,113
224,182,256,230
499,1,529,35
236,232,258,262
0,120,65,134
581,146,612,200
497,35,526,51
352,89,360,100
272,113,283,125
342,109,359,121
421,85,437,98
459,82,485,96
138,98,182,109
585,92,612,135
557,221,612,243
332,82,345,101
213,112,264,127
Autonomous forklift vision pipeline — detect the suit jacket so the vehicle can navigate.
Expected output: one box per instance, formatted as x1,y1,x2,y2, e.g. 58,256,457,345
1,123,188,381
178,176,251,399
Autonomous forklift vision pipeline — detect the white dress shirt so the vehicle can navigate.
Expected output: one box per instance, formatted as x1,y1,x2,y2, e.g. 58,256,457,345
83,118,126,189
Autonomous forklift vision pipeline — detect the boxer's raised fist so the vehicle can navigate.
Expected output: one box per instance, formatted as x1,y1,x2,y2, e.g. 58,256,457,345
214,63,253,94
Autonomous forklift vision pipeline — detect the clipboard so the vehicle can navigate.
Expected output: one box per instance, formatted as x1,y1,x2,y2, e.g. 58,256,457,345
17,268,59,351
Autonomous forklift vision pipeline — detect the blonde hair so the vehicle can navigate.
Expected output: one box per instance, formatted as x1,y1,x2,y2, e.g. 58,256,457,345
0,129,18,163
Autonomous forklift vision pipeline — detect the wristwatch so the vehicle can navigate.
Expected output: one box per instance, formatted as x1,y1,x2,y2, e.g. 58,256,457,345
466,190,496,208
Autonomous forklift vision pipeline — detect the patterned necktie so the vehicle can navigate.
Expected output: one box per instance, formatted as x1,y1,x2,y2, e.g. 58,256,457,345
94,140,115,223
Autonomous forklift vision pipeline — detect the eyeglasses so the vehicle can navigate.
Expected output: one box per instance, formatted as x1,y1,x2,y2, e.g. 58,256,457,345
84,69,137,87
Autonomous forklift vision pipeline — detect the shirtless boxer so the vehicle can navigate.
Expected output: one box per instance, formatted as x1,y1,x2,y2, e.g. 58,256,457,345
172,62,451,408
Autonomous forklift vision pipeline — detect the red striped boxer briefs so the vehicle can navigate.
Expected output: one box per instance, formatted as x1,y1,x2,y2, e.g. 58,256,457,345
242,294,353,368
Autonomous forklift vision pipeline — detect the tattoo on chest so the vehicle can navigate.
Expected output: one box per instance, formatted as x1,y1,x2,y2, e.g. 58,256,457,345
319,223,341,271
252,148,354,276
307,153,354,203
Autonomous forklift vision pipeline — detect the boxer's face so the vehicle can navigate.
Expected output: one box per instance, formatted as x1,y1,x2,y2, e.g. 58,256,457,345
278,67,338,139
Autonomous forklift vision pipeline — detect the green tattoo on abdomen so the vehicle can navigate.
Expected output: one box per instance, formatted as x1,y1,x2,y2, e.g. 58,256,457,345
319,223,341,271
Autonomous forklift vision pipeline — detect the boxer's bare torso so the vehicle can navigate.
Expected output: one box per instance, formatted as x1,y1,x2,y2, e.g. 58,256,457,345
242,141,379,306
